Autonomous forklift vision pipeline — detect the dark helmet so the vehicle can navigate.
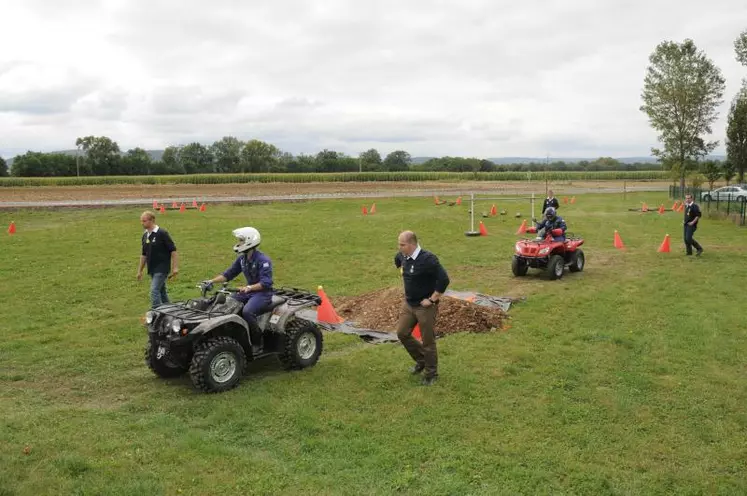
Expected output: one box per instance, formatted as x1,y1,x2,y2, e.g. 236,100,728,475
544,207,556,220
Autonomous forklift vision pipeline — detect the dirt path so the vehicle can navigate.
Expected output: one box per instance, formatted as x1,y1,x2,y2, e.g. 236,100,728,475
0,180,669,208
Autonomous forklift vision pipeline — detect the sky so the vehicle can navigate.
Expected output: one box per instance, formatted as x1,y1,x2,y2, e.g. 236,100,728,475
1,0,746,160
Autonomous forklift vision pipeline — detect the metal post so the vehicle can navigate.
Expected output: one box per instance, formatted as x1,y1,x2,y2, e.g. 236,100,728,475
470,193,475,231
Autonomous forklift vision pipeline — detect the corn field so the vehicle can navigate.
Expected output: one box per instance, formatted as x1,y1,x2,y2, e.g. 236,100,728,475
0,170,667,187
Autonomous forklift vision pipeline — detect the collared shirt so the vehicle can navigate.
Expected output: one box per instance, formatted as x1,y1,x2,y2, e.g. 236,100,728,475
141,225,176,275
407,245,422,261
222,249,273,291
394,248,450,306
684,201,701,224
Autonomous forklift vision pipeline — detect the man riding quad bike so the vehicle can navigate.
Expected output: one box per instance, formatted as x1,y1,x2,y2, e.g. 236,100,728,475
143,227,324,393
512,207,585,280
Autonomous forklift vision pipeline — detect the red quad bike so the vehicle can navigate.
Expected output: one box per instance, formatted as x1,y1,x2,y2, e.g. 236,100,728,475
512,227,585,280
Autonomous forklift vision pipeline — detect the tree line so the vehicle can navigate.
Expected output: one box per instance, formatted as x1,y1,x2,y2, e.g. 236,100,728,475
4,139,666,177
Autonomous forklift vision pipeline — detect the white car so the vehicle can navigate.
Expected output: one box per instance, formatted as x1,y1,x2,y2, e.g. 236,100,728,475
700,186,747,202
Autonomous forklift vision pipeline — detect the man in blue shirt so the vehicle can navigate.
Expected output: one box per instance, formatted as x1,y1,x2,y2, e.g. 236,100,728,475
202,227,274,331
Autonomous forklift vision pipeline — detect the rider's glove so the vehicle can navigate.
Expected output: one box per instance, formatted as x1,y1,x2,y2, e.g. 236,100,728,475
200,280,214,291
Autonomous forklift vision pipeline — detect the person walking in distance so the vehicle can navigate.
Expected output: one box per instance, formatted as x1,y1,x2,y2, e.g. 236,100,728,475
683,194,703,256
394,231,450,386
137,211,179,307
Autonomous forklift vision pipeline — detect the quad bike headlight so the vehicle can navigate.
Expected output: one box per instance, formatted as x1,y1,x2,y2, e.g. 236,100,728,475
145,311,155,325
539,247,550,255
515,243,522,253
170,319,183,334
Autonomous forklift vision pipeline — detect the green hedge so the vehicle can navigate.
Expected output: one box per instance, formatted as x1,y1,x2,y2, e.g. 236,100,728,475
0,170,667,187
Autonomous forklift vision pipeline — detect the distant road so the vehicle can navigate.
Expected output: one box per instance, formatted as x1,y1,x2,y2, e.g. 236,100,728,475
0,182,668,209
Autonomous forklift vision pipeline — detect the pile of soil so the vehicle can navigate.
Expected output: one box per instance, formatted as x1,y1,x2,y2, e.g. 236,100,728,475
333,287,508,337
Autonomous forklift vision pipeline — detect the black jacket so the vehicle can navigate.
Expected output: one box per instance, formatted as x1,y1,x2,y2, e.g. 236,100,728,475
394,249,450,306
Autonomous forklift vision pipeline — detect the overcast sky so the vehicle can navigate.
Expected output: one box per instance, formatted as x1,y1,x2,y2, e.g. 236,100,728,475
1,0,745,160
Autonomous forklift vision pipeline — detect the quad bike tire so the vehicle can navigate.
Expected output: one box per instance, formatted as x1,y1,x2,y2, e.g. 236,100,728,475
511,256,529,276
547,254,565,280
569,249,585,273
189,336,247,393
145,337,188,378
279,319,324,370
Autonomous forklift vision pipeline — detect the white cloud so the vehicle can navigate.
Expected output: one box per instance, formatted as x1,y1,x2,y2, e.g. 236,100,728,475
1,0,746,159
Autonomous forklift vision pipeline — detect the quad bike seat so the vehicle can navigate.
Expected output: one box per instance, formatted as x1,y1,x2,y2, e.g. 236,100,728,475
267,295,287,312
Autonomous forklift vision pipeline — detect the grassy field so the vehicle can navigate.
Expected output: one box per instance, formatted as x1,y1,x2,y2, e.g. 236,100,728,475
1,192,746,495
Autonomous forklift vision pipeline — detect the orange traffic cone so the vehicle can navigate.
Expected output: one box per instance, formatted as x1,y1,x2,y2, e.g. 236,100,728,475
159,205,166,214
317,286,344,324
642,202,648,212
361,205,368,215
370,203,376,214
172,201,177,209
614,230,625,250
563,197,568,204
456,197,462,205
152,200,158,209
490,204,497,216
192,199,198,208
658,234,671,253
199,203,206,212
179,203,186,213
479,221,488,236
570,197,576,204
433,196,440,205
672,201,678,211
658,204,665,215
8,221,16,235
413,323,422,342
678,203,684,213
516,219,527,235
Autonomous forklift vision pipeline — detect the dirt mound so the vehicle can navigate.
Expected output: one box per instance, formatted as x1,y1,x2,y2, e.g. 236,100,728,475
333,287,508,337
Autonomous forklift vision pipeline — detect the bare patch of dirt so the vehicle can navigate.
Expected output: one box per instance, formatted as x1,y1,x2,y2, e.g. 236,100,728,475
332,287,508,336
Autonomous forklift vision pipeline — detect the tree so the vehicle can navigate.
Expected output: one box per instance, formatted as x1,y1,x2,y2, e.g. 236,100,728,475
726,83,747,183
359,149,382,171
210,137,243,173
315,149,340,172
161,146,184,174
241,140,280,173
383,150,411,171
723,158,736,184
0,156,7,177
75,136,121,176
122,148,152,175
736,29,747,67
640,39,725,193
700,160,722,190
180,142,213,174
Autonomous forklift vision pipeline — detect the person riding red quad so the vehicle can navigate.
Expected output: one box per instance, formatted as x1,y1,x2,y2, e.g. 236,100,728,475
534,207,567,241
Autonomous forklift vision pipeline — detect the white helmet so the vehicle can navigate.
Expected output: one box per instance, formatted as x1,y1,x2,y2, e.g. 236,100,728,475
232,227,261,253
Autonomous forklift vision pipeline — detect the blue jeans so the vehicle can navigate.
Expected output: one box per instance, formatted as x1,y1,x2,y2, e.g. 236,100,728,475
150,272,170,307
232,291,272,327
684,225,702,255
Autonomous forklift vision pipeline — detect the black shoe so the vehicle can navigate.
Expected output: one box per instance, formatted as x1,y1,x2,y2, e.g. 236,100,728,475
696,250,703,257
409,364,425,375
421,375,438,386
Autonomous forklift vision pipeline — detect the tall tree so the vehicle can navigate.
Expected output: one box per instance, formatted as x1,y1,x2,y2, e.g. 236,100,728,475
736,29,747,67
161,146,183,174
359,149,382,171
241,139,280,173
180,142,214,174
75,136,121,176
0,156,7,177
640,39,725,192
210,137,243,173
122,148,152,175
700,160,722,190
723,158,736,184
383,150,411,171
727,83,747,183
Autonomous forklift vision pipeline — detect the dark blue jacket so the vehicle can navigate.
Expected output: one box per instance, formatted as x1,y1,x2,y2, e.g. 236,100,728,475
684,202,701,230
535,216,567,241
222,250,273,292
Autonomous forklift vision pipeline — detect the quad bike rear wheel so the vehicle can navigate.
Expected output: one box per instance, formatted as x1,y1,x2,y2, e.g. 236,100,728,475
547,254,565,280
145,337,188,378
279,319,324,370
189,336,246,393
511,256,529,276
569,249,585,273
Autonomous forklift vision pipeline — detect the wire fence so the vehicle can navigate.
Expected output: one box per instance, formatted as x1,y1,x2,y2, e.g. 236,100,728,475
669,186,746,226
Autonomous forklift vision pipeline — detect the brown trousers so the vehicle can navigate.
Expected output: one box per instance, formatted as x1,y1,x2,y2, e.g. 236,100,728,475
396,301,438,378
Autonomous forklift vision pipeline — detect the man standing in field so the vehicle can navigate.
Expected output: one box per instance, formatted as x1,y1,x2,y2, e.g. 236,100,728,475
394,231,450,386
137,211,179,307
542,189,560,213
683,194,703,257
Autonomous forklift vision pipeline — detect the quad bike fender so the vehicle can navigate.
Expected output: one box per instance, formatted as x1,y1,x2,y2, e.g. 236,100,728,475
189,315,252,349
268,299,319,333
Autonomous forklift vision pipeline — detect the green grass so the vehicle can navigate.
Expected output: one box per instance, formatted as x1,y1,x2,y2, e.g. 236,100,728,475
1,192,746,495
0,170,667,187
